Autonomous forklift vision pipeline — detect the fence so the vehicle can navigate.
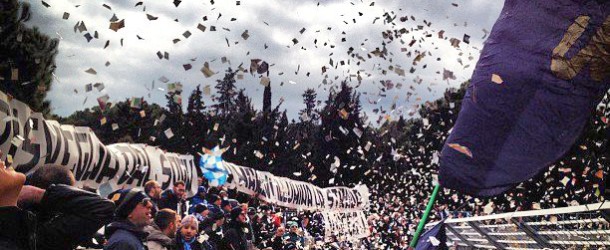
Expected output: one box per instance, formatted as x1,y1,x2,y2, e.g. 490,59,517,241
426,202,610,249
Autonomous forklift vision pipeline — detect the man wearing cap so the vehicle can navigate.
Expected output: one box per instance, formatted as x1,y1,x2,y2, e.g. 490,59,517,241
283,221,305,249
221,199,232,215
223,207,249,250
206,194,222,215
105,188,154,250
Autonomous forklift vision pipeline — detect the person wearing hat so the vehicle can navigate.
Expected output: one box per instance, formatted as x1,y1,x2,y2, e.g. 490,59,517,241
188,186,208,214
105,188,154,250
220,199,232,215
0,161,115,250
206,194,222,215
193,203,209,231
223,207,249,250
282,220,305,249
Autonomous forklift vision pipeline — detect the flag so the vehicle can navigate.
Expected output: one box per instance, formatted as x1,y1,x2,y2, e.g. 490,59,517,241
200,146,228,186
415,220,447,250
440,0,610,196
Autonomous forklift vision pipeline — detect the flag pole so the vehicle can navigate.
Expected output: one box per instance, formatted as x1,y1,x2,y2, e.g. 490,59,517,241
409,183,441,248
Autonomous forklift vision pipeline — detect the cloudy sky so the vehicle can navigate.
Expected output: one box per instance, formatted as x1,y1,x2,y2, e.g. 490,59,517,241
24,0,504,124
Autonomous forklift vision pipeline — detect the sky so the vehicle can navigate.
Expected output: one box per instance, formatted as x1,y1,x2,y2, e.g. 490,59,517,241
24,0,504,124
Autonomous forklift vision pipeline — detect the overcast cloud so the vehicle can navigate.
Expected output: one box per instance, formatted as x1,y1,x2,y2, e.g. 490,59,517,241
23,0,503,124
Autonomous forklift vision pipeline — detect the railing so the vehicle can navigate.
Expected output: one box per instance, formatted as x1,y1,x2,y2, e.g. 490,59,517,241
426,202,610,249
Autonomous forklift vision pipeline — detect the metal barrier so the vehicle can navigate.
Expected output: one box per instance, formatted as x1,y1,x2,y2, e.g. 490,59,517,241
426,202,610,249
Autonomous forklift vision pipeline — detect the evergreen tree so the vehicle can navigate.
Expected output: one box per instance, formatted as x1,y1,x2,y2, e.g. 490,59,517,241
0,0,58,116
213,68,237,117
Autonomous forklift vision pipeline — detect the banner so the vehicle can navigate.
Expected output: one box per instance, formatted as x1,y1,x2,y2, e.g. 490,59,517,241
321,210,370,241
0,91,198,195
440,0,610,196
224,162,369,211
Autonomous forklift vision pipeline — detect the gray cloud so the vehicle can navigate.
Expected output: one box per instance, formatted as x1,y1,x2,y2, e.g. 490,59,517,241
23,0,503,122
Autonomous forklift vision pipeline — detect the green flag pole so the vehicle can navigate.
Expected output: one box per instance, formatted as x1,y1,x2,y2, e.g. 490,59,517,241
409,183,441,249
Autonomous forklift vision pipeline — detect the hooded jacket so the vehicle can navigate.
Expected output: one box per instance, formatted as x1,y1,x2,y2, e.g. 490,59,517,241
0,184,115,250
105,220,149,250
145,224,174,250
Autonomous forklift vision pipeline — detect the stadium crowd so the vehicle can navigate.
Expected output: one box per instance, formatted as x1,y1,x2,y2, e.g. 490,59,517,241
0,154,604,250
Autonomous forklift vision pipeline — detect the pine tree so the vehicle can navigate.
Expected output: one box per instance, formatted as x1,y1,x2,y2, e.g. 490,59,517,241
0,0,58,116
299,88,318,122
213,68,237,117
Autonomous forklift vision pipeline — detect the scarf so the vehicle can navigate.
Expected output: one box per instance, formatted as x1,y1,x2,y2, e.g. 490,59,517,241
182,236,196,250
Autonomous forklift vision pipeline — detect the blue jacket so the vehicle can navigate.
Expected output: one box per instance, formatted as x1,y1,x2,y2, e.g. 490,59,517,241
188,195,208,214
104,220,149,250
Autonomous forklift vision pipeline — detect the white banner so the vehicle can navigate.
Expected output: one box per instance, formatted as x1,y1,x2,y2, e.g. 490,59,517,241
0,91,198,195
321,210,370,241
224,162,370,212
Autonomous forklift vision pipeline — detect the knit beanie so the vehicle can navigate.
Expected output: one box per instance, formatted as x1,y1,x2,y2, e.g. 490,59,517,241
108,188,148,219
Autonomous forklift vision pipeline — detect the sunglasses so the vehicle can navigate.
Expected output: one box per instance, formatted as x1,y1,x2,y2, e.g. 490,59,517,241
141,197,152,206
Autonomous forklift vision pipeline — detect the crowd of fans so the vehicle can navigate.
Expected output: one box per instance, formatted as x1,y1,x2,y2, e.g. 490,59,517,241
0,150,605,250
0,162,363,250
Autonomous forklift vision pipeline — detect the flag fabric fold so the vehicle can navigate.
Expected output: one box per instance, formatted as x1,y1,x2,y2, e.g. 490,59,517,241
440,0,610,196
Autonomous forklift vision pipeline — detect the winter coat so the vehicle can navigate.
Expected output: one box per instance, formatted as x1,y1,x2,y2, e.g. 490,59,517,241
202,221,223,250
159,190,186,216
105,220,149,250
0,184,115,250
187,196,207,214
145,224,175,250
223,221,248,250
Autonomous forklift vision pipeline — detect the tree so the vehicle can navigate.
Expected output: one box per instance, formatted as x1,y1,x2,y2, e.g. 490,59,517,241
299,88,318,123
0,0,58,116
213,68,238,117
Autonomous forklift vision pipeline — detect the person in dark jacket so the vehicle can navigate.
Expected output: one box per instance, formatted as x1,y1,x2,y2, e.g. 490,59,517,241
223,207,248,250
159,181,187,216
105,188,153,250
206,194,222,215
0,162,115,250
201,212,225,250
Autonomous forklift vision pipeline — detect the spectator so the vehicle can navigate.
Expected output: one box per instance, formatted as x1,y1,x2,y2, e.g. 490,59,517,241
176,215,206,250
146,208,178,250
144,180,163,205
224,207,249,250
206,194,222,214
0,161,115,250
283,221,305,249
188,186,208,214
159,181,187,216
201,212,225,249
221,199,232,215
105,189,153,250
269,226,286,250
194,204,209,228
26,164,76,189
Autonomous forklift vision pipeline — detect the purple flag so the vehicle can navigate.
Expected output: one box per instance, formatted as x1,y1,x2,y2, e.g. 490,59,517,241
440,0,610,196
